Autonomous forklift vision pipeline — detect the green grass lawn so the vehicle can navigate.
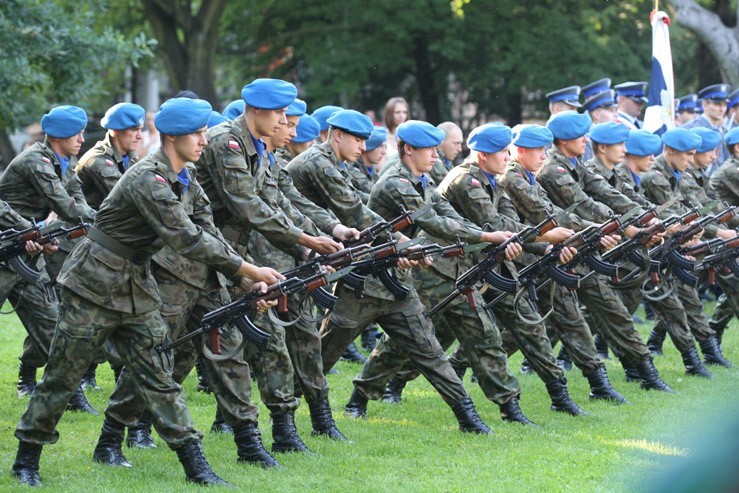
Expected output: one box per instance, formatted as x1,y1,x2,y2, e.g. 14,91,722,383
0,302,737,492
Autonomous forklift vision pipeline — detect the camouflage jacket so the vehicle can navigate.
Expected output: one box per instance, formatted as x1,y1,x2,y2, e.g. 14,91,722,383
58,149,242,313
195,116,303,249
613,163,654,209
346,157,376,204
641,155,694,219
583,156,646,215
75,133,138,210
709,156,739,205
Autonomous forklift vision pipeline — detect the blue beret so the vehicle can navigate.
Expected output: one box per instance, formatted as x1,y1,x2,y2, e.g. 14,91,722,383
286,98,307,117
241,78,297,110
327,110,374,140
41,105,87,138
615,81,648,103
101,103,145,131
727,89,739,110
293,115,320,143
725,127,739,146
365,126,387,151
207,111,228,128
467,123,512,153
584,90,618,112
155,98,212,136
698,83,730,102
582,78,612,99
311,105,343,131
545,86,581,107
691,128,721,153
222,100,245,120
677,94,699,112
396,120,445,148
625,130,663,157
588,122,629,145
546,111,592,140
662,128,702,152
512,125,553,148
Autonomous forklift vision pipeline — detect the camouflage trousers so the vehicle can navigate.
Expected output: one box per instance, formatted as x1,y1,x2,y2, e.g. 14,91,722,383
15,288,200,448
0,266,58,369
648,281,715,345
106,266,259,430
320,283,469,406
710,271,739,332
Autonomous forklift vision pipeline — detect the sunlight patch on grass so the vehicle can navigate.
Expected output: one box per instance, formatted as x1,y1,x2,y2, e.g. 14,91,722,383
598,437,690,457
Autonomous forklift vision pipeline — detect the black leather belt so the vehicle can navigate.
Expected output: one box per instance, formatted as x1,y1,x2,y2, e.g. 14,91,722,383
87,227,149,265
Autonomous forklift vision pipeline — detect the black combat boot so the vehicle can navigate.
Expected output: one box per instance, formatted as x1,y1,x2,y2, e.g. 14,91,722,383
340,342,367,364
451,397,493,434
126,410,157,449
381,375,407,404
233,422,280,468
210,408,234,434
499,398,537,425
618,357,641,382
584,367,627,403
271,411,311,453
698,336,734,368
712,326,724,347
545,379,588,416
93,418,132,467
556,346,573,371
344,389,368,419
175,439,228,485
80,363,101,391
308,399,349,440
361,325,378,351
647,328,666,356
12,441,43,487
195,359,211,393
594,334,610,360
16,362,37,398
519,358,535,375
681,347,713,379
67,387,99,415
636,359,674,392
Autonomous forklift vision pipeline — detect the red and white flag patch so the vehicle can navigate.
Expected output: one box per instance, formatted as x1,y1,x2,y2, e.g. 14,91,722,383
155,175,166,183
556,166,566,173
399,178,410,184
104,159,114,166
41,157,50,164
470,178,481,187
655,170,663,176
228,140,240,150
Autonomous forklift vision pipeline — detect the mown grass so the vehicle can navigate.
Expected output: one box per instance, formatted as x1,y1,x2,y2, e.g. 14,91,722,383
0,302,736,492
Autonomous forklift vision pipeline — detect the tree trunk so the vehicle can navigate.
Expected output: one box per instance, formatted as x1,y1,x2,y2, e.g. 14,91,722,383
667,0,739,86
413,37,442,124
0,128,16,173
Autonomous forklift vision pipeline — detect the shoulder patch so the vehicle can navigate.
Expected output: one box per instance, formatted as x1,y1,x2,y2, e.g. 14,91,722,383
655,171,663,176
155,175,167,183
592,174,604,180
556,166,566,173
514,172,522,177
41,157,51,164
228,140,240,150
399,178,410,184
104,159,114,166
470,178,481,187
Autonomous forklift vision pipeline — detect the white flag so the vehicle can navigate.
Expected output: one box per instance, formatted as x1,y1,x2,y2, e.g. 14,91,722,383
643,11,675,134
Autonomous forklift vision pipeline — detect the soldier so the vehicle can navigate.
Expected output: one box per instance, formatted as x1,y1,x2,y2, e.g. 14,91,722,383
281,114,321,160
222,99,245,120
286,113,497,433
0,105,97,413
546,86,582,116
537,111,672,391
429,121,463,184
724,89,739,131
640,128,734,368
347,126,386,203
683,84,732,173
582,86,619,162
501,125,628,403
311,105,343,143
614,81,648,130
372,122,589,419
689,128,722,192
11,98,283,487
676,94,700,127
586,123,712,379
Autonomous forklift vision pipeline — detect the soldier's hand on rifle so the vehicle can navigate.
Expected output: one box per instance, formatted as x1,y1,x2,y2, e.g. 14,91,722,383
537,227,573,244
239,279,277,312
599,234,621,250
332,223,361,241
480,231,521,260
238,263,285,285
716,228,737,240
557,245,577,264
24,240,44,256
42,239,59,256
299,233,343,254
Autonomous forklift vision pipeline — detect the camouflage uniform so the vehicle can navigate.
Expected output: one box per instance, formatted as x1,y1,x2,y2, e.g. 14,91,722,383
350,161,522,407
285,142,472,408
15,148,243,448
345,158,377,204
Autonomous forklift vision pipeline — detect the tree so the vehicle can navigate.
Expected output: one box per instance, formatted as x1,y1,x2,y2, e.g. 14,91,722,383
666,0,739,86
0,0,153,165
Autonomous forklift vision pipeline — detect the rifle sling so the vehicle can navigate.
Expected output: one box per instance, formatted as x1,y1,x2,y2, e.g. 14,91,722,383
87,227,149,265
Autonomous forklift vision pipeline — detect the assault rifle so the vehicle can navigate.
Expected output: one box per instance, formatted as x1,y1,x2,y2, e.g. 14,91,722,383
156,267,354,357
342,203,432,248
0,218,90,283
693,235,739,285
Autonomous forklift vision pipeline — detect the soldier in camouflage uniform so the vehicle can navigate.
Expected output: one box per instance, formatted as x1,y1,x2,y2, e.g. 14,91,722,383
286,114,494,433
370,123,591,419
537,111,672,391
585,124,712,378
195,80,345,453
12,98,283,487
346,126,386,204
428,122,463,184
0,105,97,413
640,128,734,368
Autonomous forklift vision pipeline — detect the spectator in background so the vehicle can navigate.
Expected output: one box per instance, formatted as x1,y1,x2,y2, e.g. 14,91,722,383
139,111,159,156
383,96,410,159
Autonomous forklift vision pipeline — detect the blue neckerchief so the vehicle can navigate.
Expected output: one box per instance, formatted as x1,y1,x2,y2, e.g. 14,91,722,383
339,161,348,172
365,164,374,177
250,133,265,167
523,169,536,186
482,171,497,189
267,152,276,167
122,154,130,171
568,157,578,169
419,174,428,190
671,168,682,182
629,168,641,187
54,153,69,175
444,158,453,171
177,167,190,191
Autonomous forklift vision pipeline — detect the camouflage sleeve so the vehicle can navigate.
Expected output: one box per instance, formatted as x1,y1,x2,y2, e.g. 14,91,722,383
428,159,448,186
449,176,522,234
130,170,242,277
640,172,688,218
92,158,124,196
0,200,32,230
582,168,644,215
538,165,613,222
65,171,96,218
277,168,339,235
612,166,653,208
26,158,95,223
